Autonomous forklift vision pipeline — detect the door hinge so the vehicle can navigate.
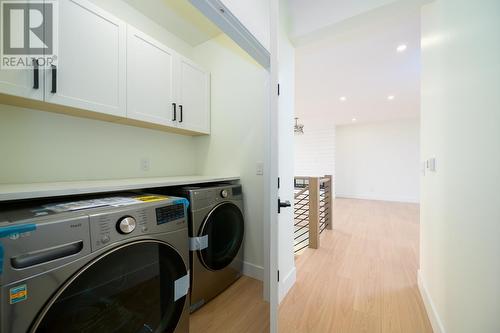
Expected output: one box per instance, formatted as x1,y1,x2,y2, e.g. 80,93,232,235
278,177,280,189
278,84,280,96
277,270,280,282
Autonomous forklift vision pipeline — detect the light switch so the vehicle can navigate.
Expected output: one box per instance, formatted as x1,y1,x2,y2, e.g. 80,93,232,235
428,158,437,172
256,162,264,176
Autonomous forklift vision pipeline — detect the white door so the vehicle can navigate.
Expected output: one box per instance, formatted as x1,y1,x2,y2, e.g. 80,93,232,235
45,0,126,117
176,57,210,134
270,0,296,331
277,0,296,306
0,1,43,101
269,0,280,332
127,26,176,126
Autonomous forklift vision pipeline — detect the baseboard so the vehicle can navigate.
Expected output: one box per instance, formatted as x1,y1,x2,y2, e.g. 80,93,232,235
418,270,446,333
279,266,296,303
336,193,419,204
243,261,264,281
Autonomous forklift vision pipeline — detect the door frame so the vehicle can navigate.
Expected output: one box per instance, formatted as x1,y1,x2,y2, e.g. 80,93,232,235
267,0,280,331
186,1,280,332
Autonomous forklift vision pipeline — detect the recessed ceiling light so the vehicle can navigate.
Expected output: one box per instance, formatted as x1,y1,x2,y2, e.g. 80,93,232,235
352,118,357,122
397,44,407,52
340,96,347,102
387,95,395,101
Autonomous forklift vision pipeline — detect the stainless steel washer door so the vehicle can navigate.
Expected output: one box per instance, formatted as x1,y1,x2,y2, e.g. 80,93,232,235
31,240,187,333
198,202,244,271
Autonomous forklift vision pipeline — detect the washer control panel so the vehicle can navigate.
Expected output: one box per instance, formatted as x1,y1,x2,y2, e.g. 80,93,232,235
89,200,186,252
117,216,137,234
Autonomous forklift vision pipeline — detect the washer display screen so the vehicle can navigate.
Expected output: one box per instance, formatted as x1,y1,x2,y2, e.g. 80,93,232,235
156,204,185,225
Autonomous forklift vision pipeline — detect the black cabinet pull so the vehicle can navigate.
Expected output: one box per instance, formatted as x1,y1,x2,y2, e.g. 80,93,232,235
32,59,39,89
172,103,177,121
179,105,183,123
51,65,57,93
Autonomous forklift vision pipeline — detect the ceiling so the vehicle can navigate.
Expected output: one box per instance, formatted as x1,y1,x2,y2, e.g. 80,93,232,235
289,0,398,39
122,0,221,46
294,1,425,125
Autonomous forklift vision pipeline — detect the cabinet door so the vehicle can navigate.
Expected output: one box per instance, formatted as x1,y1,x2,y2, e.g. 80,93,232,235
127,26,176,126
0,61,43,101
44,0,126,117
177,57,210,134
0,1,43,101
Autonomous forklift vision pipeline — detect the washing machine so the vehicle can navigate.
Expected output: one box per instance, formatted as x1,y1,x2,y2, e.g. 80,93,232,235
0,193,190,333
174,184,244,312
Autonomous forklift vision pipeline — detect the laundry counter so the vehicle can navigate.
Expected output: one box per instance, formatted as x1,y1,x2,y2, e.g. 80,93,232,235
0,176,240,202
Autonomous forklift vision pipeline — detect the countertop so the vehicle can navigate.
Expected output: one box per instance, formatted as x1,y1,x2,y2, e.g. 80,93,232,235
0,176,240,202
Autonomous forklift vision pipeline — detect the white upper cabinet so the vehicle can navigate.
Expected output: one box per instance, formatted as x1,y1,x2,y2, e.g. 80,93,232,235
0,62,43,101
176,57,210,134
0,2,43,101
0,0,210,135
127,26,176,126
45,0,126,117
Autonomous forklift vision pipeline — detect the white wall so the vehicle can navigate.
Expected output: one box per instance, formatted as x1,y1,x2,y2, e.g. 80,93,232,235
90,0,194,57
0,104,198,183
419,1,500,333
192,35,268,280
294,115,336,178
277,0,296,302
336,118,420,203
0,0,201,184
220,0,270,50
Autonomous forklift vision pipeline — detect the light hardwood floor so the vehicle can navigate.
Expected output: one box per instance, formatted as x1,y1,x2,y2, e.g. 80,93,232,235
190,276,270,332
190,198,431,333
279,198,432,333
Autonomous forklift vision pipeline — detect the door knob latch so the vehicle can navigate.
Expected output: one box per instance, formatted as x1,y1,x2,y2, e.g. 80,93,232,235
278,198,291,214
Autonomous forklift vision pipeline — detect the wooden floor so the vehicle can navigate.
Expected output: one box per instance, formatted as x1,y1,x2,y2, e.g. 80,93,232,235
190,198,431,332
279,198,432,333
190,276,269,332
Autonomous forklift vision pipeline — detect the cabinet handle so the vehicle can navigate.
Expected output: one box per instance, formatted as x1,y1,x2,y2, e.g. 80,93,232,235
179,105,183,123
32,59,39,89
172,103,177,121
51,65,57,93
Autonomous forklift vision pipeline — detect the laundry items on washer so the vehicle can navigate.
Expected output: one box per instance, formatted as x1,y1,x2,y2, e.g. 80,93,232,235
170,184,245,312
0,193,190,333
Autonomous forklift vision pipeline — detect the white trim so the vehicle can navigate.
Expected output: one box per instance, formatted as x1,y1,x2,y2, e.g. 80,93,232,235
279,267,296,303
418,270,446,333
188,0,270,68
242,261,264,281
336,193,419,204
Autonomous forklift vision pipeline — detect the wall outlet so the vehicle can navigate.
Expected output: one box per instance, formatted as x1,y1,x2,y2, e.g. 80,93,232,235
425,158,437,172
428,158,437,172
256,162,264,176
140,158,150,172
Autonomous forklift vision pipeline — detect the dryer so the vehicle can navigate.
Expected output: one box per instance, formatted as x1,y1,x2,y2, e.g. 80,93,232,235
175,184,244,312
0,194,190,333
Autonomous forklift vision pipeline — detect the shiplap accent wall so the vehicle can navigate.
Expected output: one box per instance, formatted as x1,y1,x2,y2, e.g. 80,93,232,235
294,115,336,195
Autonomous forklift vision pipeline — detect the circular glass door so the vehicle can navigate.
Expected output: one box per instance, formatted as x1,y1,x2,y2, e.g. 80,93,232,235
33,241,187,333
199,202,244,271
